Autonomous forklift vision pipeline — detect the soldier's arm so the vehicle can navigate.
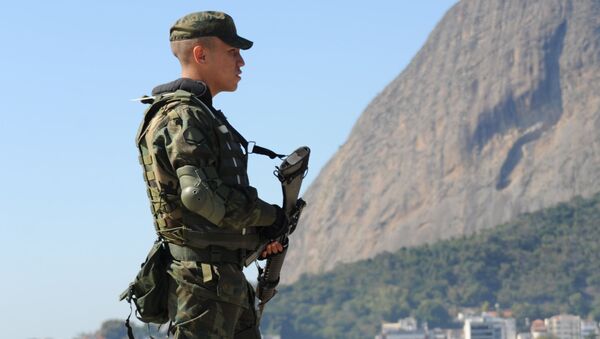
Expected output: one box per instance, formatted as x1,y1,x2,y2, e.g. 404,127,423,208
164,105,277,230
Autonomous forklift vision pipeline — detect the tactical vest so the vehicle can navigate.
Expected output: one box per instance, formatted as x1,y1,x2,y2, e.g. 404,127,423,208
136,90,261,251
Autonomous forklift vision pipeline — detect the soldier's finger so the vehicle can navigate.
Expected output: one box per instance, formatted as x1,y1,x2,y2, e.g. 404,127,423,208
271,244,280,254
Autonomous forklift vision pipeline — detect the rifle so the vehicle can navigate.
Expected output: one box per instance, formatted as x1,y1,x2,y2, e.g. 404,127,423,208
245,146,311,320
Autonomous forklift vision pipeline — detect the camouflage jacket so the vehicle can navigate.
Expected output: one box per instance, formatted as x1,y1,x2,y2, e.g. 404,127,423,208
136,78,276,250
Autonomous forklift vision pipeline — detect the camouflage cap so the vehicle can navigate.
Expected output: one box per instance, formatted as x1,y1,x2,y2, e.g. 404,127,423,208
169,11,253,50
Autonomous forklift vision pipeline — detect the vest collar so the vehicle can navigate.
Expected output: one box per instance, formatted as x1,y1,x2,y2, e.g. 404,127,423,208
151,78,213,106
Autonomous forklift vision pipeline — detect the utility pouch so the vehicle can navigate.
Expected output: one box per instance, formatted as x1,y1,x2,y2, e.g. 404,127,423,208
120,240,170,325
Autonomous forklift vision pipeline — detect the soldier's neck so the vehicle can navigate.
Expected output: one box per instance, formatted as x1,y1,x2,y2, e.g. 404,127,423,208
181,70,217,98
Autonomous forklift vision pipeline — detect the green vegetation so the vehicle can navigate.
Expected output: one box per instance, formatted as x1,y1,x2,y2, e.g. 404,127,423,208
261,192,600,338
75,319,166,339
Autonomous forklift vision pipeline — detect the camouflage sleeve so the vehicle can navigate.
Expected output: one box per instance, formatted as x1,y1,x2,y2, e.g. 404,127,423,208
163,104,276,229
220,185,276,229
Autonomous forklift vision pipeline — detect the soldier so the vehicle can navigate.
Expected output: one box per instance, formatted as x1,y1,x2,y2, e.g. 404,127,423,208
136,11,289,338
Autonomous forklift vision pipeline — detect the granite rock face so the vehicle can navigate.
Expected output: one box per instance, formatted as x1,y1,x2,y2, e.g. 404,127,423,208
283,0,600,283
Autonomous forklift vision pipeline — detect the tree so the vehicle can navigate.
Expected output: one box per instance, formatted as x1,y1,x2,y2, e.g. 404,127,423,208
414,300,451,327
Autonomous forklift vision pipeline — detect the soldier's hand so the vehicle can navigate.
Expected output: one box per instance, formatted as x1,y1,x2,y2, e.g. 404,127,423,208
261,241,284,258
259,205,290,240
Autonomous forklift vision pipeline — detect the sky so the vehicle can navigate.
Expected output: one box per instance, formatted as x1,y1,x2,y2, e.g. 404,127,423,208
0,1,457,338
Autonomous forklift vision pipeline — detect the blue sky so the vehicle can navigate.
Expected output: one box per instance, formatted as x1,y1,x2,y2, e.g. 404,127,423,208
0,1,456,338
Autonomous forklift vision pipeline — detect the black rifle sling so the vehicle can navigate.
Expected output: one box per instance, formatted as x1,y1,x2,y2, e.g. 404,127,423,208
212,109,285,160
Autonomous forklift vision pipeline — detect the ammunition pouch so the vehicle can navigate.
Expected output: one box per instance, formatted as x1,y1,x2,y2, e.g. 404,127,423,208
120,240,170,325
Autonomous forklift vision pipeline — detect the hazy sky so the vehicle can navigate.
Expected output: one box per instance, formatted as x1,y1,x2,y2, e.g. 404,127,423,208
0,1,456,338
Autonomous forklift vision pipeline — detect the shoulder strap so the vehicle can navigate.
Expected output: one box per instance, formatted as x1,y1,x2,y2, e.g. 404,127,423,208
249,143,286,160
189,96,285,159
135,90,284,159
135,91,195,146
135,95,170,145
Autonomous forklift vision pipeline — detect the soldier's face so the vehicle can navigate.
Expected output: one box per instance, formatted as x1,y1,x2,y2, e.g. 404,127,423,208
203,38,245,96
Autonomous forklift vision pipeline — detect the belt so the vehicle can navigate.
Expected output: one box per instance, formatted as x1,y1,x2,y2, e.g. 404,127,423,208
168,243,247,267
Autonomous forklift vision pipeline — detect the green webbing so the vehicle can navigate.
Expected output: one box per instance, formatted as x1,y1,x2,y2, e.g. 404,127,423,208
167,243,245,265
160,227,261,251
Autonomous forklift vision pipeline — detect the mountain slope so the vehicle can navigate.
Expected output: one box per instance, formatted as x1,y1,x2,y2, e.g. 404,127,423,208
263,192,600,339
284,0,600,283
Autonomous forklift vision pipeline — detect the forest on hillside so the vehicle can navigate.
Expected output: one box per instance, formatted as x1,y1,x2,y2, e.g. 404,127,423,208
83,192,600,339
75,320,164,339
261,192,600,339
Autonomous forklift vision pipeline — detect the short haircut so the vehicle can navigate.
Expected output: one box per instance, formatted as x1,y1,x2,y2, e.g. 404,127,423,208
170,37,215,66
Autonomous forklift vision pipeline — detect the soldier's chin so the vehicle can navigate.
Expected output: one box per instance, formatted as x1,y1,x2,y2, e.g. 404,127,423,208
227,82,239,92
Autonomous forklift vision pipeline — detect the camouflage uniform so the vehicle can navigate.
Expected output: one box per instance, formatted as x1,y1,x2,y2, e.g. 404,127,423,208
137,78,273,338
167,261,258,338
135,12,281,338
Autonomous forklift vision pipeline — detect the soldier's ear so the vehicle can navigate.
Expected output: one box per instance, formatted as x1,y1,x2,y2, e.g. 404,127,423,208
193,45,206,64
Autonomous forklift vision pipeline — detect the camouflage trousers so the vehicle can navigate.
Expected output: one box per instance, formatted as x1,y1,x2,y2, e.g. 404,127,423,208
167,260,261,339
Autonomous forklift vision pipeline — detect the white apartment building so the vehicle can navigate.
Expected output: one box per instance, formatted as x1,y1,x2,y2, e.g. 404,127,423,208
465,320,503,339
545,314,581,339
376,317,427,339
580,319,598,339
464,314,517,339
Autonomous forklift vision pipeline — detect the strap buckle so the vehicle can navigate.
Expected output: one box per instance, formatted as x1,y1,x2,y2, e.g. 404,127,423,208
247,141,256,154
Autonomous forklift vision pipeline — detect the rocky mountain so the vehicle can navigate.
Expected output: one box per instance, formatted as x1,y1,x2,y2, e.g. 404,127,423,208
283,0,600,283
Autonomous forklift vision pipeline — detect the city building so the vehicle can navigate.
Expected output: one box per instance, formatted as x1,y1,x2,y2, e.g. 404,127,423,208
545,314,581,339
580,319,598,339
375,317,427,339
531,319,548,338
464,313,516,339
429,328,464,339
465,319,503,339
